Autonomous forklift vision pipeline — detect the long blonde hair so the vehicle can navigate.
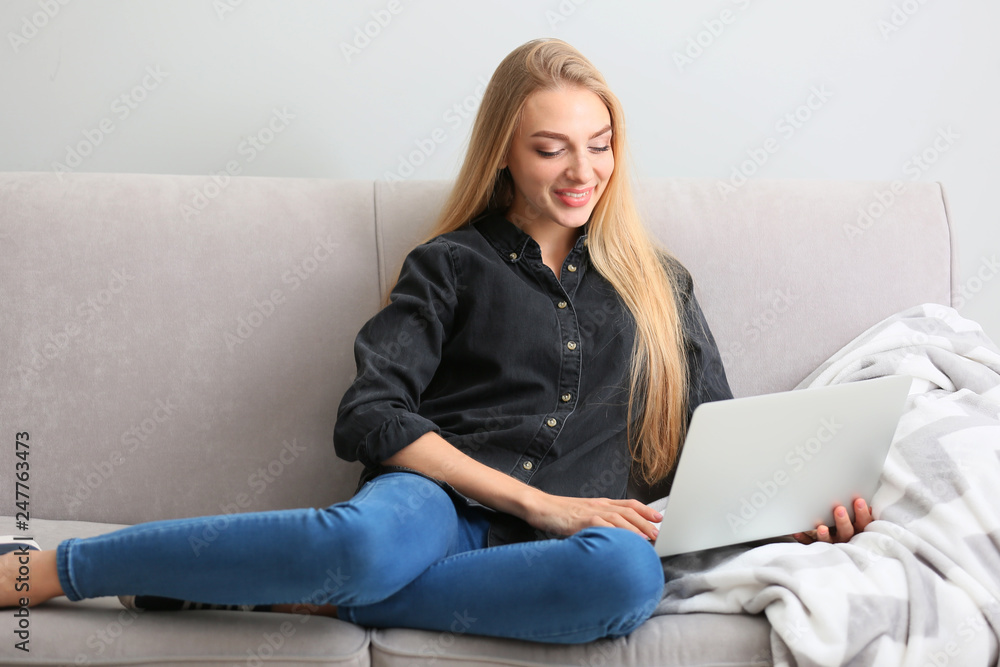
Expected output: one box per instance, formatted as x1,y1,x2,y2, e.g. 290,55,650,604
389,38,689,485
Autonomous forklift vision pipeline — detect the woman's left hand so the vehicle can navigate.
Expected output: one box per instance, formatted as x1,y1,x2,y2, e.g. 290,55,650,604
792,497,873,544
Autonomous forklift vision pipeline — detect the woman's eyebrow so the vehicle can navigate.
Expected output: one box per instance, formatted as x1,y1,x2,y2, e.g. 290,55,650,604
529,124,613,141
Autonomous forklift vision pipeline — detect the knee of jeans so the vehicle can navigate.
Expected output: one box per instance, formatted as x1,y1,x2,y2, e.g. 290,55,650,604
309,476,454,598
298,506,396,602
574,527,665,637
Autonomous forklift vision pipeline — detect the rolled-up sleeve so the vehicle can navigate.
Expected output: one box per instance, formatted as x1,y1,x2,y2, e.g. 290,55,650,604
334,238,458,467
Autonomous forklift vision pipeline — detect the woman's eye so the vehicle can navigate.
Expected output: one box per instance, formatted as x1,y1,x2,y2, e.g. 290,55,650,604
536,146,610,157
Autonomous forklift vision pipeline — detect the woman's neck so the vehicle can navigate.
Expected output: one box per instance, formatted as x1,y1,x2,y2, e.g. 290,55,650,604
505,207,583,280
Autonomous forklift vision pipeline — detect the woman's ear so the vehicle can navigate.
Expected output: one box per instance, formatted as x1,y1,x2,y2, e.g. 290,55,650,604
498,144,510,171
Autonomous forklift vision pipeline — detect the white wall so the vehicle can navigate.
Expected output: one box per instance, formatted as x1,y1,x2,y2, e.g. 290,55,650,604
2,0,997,342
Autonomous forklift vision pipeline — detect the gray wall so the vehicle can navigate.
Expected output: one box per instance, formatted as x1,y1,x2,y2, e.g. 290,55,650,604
2,0,997,342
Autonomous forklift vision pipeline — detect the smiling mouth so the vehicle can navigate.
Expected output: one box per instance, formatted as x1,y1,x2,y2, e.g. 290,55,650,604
555,187,595,207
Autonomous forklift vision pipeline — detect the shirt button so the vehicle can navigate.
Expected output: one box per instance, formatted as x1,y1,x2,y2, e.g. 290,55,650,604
509,252,518,261
567,264,577,272
522,460,534,470
566,341,577,350
557,300,567,309
546,417,557,427
561,393,572,402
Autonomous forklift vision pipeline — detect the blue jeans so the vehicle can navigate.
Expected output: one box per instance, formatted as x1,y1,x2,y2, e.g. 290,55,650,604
57,472,664,643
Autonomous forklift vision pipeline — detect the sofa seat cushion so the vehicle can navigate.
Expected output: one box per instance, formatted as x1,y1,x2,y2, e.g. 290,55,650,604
1,517,370,667
370,611,771,667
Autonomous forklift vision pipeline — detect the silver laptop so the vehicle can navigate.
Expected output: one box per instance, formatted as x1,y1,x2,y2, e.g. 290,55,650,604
653,374,912,557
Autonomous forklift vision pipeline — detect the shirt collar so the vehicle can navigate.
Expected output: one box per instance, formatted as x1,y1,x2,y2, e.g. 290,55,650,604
472,209,589,265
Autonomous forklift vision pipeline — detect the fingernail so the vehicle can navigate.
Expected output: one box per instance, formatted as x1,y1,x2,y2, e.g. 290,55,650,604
836,507,847,518
653,512,663,521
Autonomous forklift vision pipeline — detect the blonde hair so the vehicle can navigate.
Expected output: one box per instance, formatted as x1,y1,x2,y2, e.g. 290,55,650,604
389,38,689,485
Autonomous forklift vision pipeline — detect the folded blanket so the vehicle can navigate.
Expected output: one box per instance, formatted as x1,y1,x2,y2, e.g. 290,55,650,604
654,304,1000,666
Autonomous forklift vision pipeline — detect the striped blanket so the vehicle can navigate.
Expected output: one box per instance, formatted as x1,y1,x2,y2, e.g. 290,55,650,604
654,304,1000,666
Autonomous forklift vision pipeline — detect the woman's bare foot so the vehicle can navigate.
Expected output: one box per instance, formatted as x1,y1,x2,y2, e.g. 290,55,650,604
1,549,64,608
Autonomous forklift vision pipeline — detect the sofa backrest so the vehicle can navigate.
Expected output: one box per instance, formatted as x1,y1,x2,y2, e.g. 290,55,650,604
0,173,954,525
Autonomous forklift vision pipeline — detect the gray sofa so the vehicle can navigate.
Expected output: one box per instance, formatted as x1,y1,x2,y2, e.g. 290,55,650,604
0,172,954,666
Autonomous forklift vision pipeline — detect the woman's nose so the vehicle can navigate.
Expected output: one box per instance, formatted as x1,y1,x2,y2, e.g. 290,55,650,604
565,150,594,183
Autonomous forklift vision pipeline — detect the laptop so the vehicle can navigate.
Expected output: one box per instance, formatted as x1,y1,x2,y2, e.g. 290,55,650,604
653,374,912,557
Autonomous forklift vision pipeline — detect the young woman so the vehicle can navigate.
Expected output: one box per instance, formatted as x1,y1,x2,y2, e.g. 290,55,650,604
0,38,871,643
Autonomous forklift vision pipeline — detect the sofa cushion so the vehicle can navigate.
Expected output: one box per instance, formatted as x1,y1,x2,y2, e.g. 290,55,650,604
369,613,771,666
0,517,370,667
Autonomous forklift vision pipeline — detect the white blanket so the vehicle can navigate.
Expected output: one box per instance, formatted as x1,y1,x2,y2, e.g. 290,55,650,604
654,304,1000,666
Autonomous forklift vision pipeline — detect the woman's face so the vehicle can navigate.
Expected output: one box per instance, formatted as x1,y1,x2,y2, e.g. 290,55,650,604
502,86,614,237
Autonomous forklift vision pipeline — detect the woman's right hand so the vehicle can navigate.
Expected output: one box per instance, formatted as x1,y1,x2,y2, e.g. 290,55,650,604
521,492,662,541
384,432,662,541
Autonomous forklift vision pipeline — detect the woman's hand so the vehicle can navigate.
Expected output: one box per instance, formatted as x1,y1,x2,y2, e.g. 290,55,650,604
792,497,874,545
384,432,663,542
522,493,662,541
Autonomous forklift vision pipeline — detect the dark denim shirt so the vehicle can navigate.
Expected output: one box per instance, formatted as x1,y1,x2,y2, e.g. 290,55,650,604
334,209,732,546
